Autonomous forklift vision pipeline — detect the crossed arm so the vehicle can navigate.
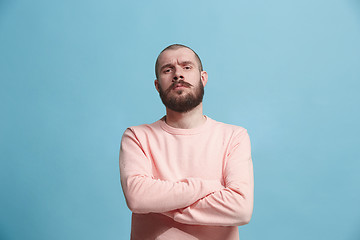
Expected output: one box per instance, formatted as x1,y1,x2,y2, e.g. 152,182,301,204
119,128,224,214
119,128,254,226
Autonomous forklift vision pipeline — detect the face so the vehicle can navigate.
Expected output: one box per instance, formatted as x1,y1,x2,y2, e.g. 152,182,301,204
155,47,208,113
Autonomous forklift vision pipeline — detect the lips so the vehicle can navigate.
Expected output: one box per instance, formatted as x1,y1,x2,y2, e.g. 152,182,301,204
173,84,188,90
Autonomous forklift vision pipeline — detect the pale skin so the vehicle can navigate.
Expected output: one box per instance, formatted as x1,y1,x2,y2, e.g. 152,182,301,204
154,47,208,129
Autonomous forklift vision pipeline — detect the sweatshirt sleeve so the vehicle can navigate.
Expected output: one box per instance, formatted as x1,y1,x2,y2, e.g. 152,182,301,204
162,129,254,226
119,128,224,214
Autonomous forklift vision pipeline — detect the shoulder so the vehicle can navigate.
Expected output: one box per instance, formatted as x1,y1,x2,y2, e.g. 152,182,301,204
208,117,248,137
122,119,163,138
208,119,252,155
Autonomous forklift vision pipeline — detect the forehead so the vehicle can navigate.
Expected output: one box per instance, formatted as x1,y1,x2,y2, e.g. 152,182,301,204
158,47,198,67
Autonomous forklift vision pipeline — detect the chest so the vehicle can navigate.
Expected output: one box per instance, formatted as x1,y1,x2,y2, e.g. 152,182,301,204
142,133,230,180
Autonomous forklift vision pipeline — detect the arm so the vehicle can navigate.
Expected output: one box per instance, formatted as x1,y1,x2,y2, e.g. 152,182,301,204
162,129,254,226
119,128,223,214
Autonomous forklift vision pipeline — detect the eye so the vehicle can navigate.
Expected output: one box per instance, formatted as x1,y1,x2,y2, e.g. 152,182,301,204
184,65,192,70
163,68,172,73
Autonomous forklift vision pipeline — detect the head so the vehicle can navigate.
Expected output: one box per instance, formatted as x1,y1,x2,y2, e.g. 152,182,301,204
154,44,208,113
155,44,203,79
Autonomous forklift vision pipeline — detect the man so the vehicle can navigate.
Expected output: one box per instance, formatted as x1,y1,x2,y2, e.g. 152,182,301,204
119,44,254,240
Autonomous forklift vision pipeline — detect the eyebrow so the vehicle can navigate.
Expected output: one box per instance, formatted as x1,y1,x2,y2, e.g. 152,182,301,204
160,61,195,71
160,63,173,71
179,61,195,66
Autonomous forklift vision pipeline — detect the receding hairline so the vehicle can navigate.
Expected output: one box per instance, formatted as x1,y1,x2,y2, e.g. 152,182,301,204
155,44,203,79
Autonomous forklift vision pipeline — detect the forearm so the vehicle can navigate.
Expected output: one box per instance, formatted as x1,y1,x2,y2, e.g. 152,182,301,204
121,174,223,214
162,182,253,226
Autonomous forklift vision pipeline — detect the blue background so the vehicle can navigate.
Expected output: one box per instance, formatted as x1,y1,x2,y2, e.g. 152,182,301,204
1,0,360,239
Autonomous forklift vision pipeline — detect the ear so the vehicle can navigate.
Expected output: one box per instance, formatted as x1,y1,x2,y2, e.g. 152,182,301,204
200,71,208,87
154,79,160,92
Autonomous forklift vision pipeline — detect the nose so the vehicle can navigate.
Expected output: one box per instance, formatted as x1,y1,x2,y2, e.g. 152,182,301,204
172,67,184,82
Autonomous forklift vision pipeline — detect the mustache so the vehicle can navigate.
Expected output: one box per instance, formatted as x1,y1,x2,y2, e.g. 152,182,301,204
165,80,193,93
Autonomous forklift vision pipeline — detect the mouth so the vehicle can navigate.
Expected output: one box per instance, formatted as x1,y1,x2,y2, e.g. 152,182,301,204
173,84,189,90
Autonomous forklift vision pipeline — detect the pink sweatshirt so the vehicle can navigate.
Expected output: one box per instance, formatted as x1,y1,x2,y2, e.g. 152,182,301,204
119,116,254,240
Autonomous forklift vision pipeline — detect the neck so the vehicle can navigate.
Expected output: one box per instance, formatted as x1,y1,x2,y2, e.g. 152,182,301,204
164,103,206,129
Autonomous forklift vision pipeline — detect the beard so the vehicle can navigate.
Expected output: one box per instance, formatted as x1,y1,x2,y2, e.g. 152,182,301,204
158,79,204,113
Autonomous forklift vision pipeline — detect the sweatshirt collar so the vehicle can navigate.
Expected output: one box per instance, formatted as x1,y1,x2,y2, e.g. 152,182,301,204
159,115,211,135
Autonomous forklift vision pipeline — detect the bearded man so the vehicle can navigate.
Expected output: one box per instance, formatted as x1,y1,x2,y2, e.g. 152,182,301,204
119,44,254,240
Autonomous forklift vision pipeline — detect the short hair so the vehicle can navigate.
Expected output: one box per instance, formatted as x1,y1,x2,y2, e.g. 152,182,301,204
155,44,203,79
